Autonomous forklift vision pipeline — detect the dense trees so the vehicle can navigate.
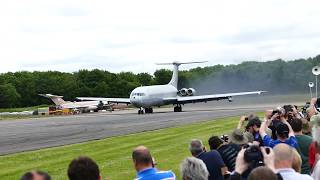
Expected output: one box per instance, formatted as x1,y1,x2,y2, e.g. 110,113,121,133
0,55,319,108
0,83,21,108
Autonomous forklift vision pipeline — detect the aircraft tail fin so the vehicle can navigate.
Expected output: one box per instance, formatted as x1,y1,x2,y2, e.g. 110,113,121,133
156,61,207,88
39,94,66,105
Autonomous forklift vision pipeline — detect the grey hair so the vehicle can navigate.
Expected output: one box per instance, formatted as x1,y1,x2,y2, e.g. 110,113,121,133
189,139,204,154
180,157,209,180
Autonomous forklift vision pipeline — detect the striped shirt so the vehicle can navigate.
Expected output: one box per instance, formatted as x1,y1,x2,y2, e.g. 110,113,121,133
217,144,240,172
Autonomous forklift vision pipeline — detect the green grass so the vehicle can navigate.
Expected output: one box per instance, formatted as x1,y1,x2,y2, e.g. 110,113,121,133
0,105,52,121
0,115,245,180
0,105,49,113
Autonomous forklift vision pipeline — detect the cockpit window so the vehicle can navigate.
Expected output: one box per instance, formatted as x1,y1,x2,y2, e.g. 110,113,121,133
133,93,145,96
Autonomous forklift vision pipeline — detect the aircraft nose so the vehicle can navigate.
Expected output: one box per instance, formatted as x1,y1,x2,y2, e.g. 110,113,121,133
130,96,142,106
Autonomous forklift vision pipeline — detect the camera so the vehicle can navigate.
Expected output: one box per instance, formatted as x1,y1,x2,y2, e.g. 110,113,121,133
243,145,264,168
283,105,293,113
302,102,310,117
240,145,268,178
315,98,320,112
220,135,229,143
272,107,285,117
283,105,295,120
272,109,281,116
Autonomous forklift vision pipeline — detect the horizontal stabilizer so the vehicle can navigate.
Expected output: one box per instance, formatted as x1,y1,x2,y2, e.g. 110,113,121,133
156,61,208,65
38,94,66,105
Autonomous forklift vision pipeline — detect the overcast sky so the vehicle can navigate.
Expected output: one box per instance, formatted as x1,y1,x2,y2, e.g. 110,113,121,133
0,0,319,74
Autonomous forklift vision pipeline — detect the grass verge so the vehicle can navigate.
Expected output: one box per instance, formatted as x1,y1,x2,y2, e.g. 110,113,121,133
0,105,49,113
0,115,243,180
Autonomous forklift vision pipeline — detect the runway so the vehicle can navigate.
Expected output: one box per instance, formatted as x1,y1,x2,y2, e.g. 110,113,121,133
0,97,305,155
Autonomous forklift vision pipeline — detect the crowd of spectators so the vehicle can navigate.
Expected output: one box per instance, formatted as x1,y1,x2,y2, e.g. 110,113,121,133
20,98,320,180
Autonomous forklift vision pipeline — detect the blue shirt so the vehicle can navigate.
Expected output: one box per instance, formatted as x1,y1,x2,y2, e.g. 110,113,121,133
253,132,264,146
263,135,298,148
135,168,176,180
197,150,225,180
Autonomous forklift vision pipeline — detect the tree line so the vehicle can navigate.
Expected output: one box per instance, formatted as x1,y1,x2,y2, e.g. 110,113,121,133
0,55,319,108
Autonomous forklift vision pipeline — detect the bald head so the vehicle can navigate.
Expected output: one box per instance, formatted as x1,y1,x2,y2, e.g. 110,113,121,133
248,166,277,180
273,144,293,169
132,146,153,167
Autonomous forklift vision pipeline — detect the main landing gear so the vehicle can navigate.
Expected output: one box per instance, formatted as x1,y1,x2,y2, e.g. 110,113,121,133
174,104,182,112
145,107,153,113
138,107,153,114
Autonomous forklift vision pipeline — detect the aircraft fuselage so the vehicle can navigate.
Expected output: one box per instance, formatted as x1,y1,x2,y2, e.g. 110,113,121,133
130,84,178,108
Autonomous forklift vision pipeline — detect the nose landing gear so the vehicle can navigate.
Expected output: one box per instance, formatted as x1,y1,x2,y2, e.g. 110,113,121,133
138,109,144,114
174,104,182,112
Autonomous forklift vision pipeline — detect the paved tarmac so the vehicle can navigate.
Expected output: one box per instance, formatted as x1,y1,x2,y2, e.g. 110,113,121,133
0,97,305,155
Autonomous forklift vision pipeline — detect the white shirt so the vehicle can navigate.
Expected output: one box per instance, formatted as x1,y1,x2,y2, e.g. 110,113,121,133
277,168,313,180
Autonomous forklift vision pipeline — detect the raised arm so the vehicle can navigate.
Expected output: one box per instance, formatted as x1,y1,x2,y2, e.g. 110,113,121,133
237,116,247,129
282,118,295,137
260,110,272,137
308,98,318,117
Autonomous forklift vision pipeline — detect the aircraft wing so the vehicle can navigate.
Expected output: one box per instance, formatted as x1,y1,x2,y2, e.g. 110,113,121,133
76,97,131,104
174,91,266,104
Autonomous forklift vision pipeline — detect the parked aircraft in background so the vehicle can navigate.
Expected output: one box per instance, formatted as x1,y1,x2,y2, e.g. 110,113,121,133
78,61,265,114
39,94,111,113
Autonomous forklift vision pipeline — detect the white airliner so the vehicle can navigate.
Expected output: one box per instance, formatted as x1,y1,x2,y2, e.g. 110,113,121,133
39,94,111,112
78,61,265,114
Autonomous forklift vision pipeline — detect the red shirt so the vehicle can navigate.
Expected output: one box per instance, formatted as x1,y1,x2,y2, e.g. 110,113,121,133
309,141,320,169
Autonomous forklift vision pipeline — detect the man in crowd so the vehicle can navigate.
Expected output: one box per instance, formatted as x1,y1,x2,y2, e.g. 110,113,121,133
283,105,302,122
189,139,227,180
247,166,278,180
229,146,276,180
289,117,312,174
208,135,240,171
274,144,312,180
132,145,175,180
180,157,209,180
67,156,101,180
245,117,264,145
20,171,51,180
238,115,273,146
260,109,298,148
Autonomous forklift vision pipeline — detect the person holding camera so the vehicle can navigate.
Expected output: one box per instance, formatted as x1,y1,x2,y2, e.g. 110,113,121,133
238,115,273,146
283,105,302,122
229,145,277,180
259,109,298,149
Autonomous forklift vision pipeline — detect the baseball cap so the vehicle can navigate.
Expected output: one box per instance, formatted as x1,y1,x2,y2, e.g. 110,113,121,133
276,122,289,136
